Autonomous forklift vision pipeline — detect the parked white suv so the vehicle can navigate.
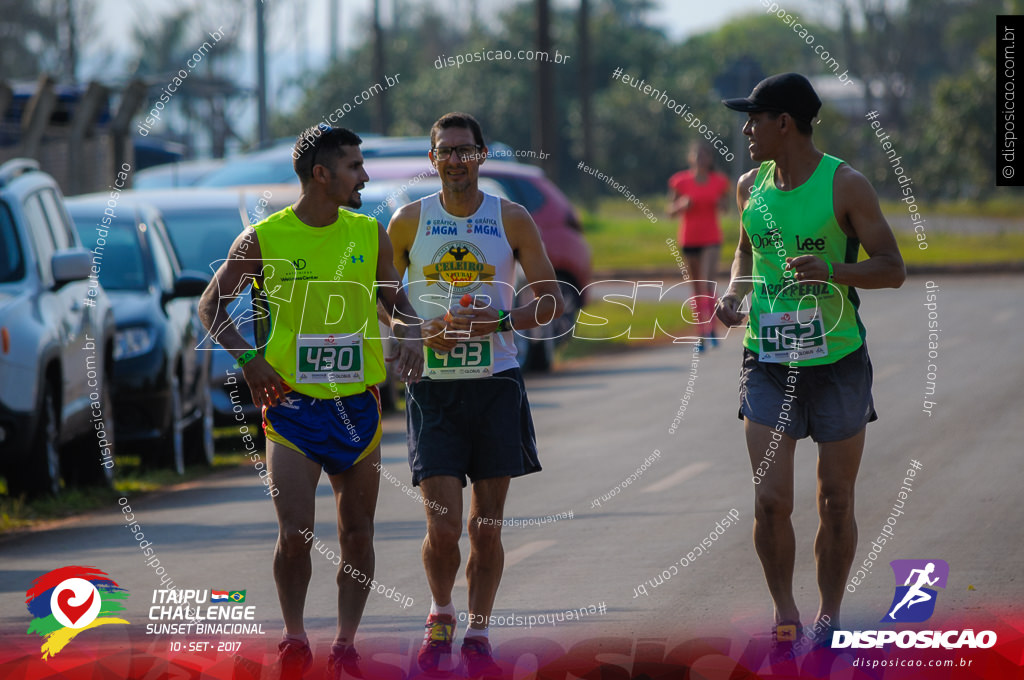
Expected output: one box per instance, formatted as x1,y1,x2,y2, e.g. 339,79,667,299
0,159,117,496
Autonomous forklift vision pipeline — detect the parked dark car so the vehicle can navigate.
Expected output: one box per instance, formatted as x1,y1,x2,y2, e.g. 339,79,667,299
0,159,117,496
66,195,212,474
123,188,272,425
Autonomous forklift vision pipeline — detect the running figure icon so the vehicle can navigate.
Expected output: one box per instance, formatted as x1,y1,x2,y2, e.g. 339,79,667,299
883,559,949,623
888,562,940,619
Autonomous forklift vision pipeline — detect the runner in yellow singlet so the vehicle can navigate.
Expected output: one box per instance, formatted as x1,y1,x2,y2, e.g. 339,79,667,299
199,124,423,679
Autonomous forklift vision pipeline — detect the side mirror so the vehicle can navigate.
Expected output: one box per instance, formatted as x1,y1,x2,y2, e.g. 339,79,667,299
166,270,211,301
52,249,92,287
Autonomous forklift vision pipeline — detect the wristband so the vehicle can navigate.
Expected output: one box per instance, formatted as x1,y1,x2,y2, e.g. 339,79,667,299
496,310,513,333
826,261,835,282
234,349,258,368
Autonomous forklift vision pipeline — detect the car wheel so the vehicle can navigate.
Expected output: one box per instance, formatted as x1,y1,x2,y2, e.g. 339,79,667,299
8,385,62,497
154,375,186,475
69,377,116,488
185,380,215,467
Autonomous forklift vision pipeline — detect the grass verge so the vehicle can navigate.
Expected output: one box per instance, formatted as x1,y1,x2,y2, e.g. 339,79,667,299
0,438,258,533
583,198,1024,274
557,299,700,362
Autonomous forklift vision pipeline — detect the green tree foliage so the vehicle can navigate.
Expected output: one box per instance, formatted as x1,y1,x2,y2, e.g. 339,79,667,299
275,0,998,201
0,0,60,79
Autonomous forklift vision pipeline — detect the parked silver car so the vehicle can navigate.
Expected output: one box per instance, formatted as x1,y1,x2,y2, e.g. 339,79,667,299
0,159,117,496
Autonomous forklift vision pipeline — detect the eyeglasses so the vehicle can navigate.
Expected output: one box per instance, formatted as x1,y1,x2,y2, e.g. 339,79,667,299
309,123,333,169
432,145,483,161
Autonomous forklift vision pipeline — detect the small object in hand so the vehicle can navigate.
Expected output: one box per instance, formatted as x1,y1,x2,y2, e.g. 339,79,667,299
444,294,475,322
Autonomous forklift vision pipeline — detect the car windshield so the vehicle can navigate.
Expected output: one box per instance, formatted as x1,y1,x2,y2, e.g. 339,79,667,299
75,219,147,290
159,207,245,273
0,201,26,283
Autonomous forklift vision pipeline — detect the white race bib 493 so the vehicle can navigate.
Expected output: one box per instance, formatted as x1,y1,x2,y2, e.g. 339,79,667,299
423,337,493,379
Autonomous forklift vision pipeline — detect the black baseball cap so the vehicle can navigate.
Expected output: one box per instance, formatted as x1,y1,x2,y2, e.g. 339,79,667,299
722,72,822,123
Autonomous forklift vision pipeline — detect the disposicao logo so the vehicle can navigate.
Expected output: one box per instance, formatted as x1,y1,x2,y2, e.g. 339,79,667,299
26,566,129,659
883,559,948,623
832,559,997,650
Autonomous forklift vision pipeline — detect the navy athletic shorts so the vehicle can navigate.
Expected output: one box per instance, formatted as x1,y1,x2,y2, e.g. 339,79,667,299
406,368,541,486
738,344,877,443
263,386,381,475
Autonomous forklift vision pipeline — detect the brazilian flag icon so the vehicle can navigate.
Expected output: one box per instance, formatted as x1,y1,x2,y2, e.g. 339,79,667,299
229,590,246,602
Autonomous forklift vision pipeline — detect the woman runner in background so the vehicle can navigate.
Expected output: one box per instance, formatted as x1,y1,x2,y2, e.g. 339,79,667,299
667,142,731,348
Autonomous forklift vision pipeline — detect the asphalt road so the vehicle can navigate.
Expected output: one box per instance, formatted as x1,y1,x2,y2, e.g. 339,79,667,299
2,273,1022,674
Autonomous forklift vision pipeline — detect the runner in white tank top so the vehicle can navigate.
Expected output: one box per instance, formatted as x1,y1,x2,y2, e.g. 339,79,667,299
385,112,564,675
407,190,519,375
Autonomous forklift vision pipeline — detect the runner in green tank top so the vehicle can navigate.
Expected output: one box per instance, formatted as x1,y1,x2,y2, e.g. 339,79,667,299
199,124,423,679
717,74,906,658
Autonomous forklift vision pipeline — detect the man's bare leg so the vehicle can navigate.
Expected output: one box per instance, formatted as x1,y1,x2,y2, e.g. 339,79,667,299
814,428,865,628
465,476,510,630
419,476,465,608
745,418,800,625
268,440,323,635
329,445,381,647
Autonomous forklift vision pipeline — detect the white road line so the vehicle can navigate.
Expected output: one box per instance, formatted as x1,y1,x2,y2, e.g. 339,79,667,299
641,461,712,493
454,540,556,588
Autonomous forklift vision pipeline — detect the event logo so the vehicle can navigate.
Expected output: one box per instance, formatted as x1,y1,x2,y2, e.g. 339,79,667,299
25,566,129,659
883,559,949,623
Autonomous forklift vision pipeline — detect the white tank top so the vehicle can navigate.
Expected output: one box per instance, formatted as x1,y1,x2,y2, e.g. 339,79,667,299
408,191,518,374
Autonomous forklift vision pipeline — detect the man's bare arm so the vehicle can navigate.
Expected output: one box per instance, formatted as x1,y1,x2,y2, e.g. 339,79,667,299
446,201,564,337
375,223,422,334
198,228,287,407
785,165,905,289
375,224,423,382
199,228,262,356
385,201,455,353
716,170,758,327
505,201,564,329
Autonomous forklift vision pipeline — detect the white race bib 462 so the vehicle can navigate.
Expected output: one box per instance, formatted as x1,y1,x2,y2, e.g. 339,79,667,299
757,309,829,363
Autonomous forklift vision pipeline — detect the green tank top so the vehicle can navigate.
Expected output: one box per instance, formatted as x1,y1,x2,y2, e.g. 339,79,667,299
252,206,385,399
741,153,866,366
